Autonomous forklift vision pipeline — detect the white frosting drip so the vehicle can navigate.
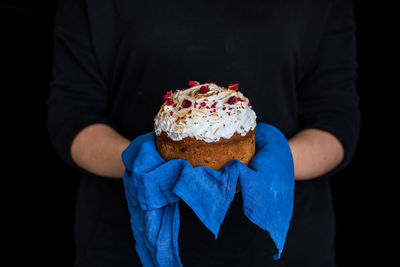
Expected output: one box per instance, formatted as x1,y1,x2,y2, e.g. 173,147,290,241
154,83,257,142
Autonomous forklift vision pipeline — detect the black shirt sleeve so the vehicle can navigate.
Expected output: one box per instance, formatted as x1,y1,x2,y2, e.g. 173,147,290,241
47,0,116,168
297,0,360,174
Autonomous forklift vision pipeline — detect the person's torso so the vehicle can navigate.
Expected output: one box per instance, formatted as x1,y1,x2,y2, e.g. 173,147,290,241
84,0,331,139
78,1,336,264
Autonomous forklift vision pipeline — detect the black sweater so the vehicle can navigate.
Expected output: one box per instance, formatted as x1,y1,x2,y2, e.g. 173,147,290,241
47,0,360,266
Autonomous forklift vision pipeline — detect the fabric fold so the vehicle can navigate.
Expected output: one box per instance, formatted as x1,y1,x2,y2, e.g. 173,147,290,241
172,160,240,238
237,123,294,259
122,122,294,266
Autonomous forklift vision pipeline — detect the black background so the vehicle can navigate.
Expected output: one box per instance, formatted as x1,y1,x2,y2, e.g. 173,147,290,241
1,0,396,266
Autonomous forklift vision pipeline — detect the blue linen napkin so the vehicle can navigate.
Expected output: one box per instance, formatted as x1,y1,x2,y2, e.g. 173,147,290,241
122,122,294,266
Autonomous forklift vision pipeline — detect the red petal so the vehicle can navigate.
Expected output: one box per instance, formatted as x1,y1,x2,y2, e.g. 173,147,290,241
227,96,237,104
228,83,239,90
182,99,192,108
188,81,200,87
199,86,209,94
165,99,174,106
163,91,172,100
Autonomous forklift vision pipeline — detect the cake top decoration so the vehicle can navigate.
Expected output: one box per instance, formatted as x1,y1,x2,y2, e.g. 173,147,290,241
154,81,257,143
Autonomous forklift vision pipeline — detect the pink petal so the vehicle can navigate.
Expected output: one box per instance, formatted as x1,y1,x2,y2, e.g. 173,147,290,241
228,83,239,90
188,81,200,87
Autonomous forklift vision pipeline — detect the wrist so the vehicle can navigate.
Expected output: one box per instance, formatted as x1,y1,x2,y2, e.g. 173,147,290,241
71,123,130,178
288,128,344,181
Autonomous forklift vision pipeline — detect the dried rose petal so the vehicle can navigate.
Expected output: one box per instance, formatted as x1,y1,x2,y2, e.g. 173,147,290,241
227,96,237,105
165,99,174,106
199,86,209,94
163,91,172,100
182,99,192,108
228,83,239,90
188,81,200,87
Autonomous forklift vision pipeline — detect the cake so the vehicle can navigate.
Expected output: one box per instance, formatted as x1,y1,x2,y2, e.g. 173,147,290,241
154,81,257,175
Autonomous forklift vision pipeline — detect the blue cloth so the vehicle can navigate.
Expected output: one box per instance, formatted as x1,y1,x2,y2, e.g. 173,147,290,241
122,122,294,266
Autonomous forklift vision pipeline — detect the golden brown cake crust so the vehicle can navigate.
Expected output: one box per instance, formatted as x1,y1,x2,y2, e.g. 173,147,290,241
155,128,256,171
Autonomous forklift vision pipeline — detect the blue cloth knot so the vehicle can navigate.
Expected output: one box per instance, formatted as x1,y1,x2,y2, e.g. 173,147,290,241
122,122,294,266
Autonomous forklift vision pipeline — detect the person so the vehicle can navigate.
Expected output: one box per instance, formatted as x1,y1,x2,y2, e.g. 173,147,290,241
47,0,360,266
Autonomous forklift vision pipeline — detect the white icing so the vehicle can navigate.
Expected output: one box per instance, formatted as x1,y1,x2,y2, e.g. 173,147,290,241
154,83,257,142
